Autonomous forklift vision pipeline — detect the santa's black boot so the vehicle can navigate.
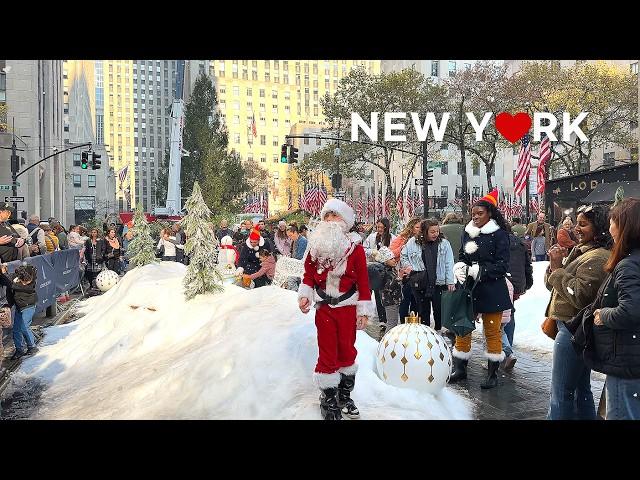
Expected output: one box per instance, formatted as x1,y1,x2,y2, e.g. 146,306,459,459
338,373,360,419
481,360,500,389
448,357,468,383
319,388,342,420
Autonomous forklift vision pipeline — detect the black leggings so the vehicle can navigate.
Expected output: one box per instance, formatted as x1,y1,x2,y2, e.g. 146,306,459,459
410,285,446,330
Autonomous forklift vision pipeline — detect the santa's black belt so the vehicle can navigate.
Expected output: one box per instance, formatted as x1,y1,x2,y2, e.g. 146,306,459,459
315,285,358,306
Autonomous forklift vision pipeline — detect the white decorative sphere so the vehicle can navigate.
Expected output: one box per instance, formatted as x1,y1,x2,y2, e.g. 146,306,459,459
95,269,120,292
376,318,452,394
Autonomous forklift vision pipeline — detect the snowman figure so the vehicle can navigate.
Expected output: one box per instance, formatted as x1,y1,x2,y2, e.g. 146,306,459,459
217,236,238,267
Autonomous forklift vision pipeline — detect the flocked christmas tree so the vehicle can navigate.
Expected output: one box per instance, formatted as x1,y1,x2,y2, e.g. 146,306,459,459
128,203,158,268
182,181,224,299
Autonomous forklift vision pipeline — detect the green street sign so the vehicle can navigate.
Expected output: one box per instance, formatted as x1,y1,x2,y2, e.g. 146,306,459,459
0,185,11,190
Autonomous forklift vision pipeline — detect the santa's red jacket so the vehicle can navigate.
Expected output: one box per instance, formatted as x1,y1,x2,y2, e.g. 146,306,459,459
298,241,376,318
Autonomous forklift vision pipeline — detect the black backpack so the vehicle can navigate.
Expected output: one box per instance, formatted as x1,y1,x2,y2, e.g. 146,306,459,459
507,234,527,294
29,228,43,256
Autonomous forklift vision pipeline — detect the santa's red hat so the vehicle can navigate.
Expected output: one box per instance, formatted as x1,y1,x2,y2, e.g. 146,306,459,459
475,189,499,207
248,227,261,242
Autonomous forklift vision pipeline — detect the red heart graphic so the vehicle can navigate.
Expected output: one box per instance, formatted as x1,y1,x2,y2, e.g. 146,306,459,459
495,112,532,143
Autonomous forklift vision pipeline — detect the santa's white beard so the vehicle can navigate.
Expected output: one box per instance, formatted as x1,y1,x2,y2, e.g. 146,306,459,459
308,220,351,264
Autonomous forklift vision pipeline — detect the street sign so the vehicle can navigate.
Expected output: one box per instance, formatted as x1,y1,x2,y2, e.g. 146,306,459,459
415,178,433,186
5,196,24,203
0,186,10,190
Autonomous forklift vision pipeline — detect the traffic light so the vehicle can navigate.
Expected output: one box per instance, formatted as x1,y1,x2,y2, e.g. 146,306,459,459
280,144,288,163
81,151,89,169
288,146,299,164
91,152,102,170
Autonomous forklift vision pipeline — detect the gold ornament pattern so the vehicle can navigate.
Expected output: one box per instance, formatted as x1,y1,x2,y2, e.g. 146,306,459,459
376,322,452,392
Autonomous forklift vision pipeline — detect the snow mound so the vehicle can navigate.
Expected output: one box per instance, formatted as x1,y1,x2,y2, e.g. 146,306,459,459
13,263,472,419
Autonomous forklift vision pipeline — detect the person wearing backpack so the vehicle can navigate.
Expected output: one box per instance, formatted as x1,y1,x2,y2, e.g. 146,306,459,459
26,216,46,256
501,224,534,371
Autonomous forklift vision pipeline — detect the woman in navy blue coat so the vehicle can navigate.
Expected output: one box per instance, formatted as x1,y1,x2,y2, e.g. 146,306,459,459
448,189,513,389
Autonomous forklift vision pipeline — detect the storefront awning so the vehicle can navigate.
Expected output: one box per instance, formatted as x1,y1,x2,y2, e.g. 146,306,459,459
581,181,640,204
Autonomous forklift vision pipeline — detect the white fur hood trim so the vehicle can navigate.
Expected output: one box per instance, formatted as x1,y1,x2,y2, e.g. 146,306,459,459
465,219,499,238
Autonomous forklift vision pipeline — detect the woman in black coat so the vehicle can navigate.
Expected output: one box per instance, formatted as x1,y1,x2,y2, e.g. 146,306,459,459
579,198,640,419
449,190,513,389
84,228,106,288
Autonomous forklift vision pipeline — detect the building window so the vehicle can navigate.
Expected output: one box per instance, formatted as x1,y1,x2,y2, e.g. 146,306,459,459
473,186,480,197
218,85,225,95
473,162,480,176
260,135,266,146
73,174,81,187
73,153,81,167
448,61,457,76
273,136,278,147
259,89,265,98
233,86,239,96
88,175,96,188
246,87,252,96
457,161,464,175
441,186,448,198
234,133,241,144
441,161,448,175
273,155,278,164
304,137,309,145
603,152,615,167
260,154,266,163
631,62,638,75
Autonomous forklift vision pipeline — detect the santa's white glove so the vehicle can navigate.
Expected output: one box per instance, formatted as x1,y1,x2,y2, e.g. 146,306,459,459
453,262,468,284
467,263,480,280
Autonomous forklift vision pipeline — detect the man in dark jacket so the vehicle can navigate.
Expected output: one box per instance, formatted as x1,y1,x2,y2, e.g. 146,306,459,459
216,219,234,242
501,231,534,371
238,227,273,278
0,203,26,263
440,213,465,262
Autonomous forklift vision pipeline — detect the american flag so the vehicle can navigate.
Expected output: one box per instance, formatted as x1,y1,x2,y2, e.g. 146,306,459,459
376,191,383,219
118,165,129,190
537,133,551,194
396,192,404,219
384,191,392,217
366,194,374,222
288,191,293,211
261,192,269,216
250,110,257,138
514,135,532,196
318,185,328,214
356,197,364,221
530,196,539,215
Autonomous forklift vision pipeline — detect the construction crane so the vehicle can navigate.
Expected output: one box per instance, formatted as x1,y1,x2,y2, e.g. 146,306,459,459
152,59,186,217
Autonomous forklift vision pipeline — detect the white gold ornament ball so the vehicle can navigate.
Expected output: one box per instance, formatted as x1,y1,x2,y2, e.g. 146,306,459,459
95,269,120,292
375,312,452,394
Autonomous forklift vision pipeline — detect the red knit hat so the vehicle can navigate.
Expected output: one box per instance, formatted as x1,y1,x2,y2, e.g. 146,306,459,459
248,227,261,242
476,188,498,207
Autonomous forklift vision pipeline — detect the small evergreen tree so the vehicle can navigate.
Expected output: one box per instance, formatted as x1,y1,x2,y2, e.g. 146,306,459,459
128,204,158,268
182,182,224,299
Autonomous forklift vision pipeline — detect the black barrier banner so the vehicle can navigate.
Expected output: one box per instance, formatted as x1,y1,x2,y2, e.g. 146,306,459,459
4,249,81,315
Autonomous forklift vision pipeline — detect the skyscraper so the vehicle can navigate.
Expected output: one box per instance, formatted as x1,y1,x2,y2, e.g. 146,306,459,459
103,60,135,212
209,60,381,212
132,60,177,211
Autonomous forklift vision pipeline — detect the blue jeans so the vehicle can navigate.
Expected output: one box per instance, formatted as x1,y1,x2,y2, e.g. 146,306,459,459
535,254,547,262
548,321,596,420
501,327,513,357
605,376,640,420
12,305,36,352
398,281,416,324
504,309,515,346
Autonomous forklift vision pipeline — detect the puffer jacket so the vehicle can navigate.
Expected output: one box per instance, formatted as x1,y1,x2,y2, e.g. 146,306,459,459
507,233,533,295
544,242,610,322
0,272,37,311
584,250,640,378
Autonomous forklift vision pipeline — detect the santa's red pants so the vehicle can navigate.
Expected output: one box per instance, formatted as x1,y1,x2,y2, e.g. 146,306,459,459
315,304,357,374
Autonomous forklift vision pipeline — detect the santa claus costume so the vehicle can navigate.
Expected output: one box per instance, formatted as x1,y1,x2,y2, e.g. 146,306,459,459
298,198,375,420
